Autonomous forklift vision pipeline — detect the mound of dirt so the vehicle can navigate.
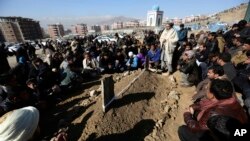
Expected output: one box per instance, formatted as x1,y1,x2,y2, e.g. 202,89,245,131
50,70,195,141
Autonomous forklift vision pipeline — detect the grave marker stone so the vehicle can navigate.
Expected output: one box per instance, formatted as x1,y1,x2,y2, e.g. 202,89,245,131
101,75,115,112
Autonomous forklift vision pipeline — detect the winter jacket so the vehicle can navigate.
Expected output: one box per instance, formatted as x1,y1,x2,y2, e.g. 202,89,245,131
147,48,161,62
184,97,248,132
126,56,138,68
178,28,188,42
205,39,219,54
179,59,201,85
195,50,209,63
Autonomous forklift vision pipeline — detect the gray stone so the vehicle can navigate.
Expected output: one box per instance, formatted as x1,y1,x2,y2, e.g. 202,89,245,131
156,119,164,128
144,136,155,141
171,104,178,109
96,86,102,92
115,77,121,81
81,99,90,106
164,105,171,113
123,71,129,76
168,75,176,83
90,90,97,97
168,90,180,100
152,129,157,137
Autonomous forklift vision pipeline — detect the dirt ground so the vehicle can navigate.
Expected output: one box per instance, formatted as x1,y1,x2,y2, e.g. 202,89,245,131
48,69,196,141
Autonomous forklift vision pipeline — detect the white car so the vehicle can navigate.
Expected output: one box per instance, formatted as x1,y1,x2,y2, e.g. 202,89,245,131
29,41,41,50
116,33,125,39
7,44,20,53
93,35,117,43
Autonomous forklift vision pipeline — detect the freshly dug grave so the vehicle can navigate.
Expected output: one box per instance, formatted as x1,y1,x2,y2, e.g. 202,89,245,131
51,70,194,141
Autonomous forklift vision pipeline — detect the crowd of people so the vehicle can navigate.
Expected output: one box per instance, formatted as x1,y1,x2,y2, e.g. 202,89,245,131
0,18,249,140
175,20,250,141
0,31,158,140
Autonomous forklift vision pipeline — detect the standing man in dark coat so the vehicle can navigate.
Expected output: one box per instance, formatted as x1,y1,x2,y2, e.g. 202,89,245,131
178,24,188,45
0,43,11,75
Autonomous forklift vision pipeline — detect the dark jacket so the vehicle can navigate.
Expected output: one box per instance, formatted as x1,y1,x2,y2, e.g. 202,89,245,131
180,59,201,85
195,49,209,62
99,57,114,70
233,66,250,98
114,54,126,66
239,26,250,40
205,39,219,54
0,97,18,116
0,46,11,75
223,29,238,48
16,47,29,62
10,62,29,85
223,63,236,81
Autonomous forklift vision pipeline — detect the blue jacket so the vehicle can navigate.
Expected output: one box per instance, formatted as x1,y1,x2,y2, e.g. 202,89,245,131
126,56,138,68
178,28,188,41
147,48,161,62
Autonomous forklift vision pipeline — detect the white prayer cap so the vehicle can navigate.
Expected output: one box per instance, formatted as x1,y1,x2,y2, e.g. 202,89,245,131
128,51,133,57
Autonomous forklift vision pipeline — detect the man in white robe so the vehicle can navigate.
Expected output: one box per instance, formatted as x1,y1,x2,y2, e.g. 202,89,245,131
160,23,179,73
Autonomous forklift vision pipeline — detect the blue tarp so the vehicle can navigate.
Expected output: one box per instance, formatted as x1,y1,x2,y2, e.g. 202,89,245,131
186,22,227,32
207,22,227,32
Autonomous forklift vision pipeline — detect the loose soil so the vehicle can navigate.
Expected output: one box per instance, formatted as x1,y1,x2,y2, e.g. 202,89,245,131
48,70,196,141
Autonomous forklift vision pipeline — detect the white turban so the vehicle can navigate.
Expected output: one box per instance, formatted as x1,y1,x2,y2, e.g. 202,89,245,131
0,106,39,141
128,51,134,57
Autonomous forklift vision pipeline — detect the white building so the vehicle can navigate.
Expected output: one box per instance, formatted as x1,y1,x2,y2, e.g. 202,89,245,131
124,21,139,28
101,25,110,31
90,25,101,33
147,5,164,27
71,23,88,36
112,22,123,29
139,20,147,27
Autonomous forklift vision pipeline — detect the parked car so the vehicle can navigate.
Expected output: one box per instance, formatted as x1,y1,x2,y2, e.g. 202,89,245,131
93,35,117,43
6,44,21,53
29,41,41,50
113,33,125,39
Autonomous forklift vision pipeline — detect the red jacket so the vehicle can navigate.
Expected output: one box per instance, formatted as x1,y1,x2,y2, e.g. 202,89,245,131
184,98,248,132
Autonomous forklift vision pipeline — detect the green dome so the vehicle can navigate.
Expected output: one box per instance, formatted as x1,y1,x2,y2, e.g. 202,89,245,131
152,5,160,11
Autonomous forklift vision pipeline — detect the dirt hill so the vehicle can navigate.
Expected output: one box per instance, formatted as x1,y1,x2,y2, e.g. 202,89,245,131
187,3,248,26
217,3,248,23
